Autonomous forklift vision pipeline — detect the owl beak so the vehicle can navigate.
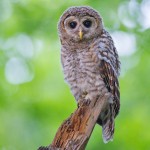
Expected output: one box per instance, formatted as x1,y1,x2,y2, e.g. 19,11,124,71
79,30,83,40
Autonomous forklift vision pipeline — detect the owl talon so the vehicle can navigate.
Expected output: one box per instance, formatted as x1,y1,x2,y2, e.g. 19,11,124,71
77,101,81,108
77,99,83,107
84,99,91,106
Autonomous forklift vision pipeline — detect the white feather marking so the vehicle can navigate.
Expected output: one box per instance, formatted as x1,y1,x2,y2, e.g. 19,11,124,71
98,54,118,77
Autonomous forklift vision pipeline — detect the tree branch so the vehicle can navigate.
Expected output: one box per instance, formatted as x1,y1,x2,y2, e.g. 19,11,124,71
38,93,109,150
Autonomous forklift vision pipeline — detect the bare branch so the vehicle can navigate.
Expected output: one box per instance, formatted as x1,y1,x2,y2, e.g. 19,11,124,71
38,93,109,150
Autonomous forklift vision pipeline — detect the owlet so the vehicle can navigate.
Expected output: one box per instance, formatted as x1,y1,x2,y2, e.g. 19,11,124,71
58,6,120,143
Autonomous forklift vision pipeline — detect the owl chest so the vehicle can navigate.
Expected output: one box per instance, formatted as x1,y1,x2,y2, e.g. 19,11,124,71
63,51,99,89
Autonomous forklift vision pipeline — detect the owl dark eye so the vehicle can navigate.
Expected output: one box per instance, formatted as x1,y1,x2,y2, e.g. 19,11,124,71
83,20,92,28
69,21,77,29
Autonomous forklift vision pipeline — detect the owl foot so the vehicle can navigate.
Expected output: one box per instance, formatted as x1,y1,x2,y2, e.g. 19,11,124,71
77,98,91,107
85,98,91,106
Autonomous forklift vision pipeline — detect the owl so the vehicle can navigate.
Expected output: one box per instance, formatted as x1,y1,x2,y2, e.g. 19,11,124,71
58,6,120,143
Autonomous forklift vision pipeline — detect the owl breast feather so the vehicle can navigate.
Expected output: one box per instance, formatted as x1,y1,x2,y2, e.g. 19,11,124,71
63,47,103,93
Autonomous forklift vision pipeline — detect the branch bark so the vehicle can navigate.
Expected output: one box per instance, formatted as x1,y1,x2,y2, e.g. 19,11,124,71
38,93,109,150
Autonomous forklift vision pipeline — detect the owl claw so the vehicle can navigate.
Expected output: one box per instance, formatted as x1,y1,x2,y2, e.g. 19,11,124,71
77,99,83,107
77,98,91,107
77,102,81,108
84,99,90,105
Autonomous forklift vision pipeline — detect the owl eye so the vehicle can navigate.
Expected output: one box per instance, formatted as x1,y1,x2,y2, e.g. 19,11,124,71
69,21,77,29
83,20,92,28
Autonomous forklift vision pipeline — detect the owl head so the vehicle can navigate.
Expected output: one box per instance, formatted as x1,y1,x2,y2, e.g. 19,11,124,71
58,6,103,43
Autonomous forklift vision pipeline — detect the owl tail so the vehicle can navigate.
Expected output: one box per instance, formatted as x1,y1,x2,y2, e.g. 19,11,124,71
102,118,114,143
97,104,115,143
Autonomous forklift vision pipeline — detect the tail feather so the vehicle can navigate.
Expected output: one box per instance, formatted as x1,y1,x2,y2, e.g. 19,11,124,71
102,119,114,143
97,103,115,143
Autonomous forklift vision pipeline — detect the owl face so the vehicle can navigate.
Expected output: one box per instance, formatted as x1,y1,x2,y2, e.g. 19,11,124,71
58,6,103,42
64,15,98,41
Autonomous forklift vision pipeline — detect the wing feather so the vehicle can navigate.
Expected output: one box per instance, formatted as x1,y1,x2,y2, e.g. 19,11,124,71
97,29,120,117
99,59,120,116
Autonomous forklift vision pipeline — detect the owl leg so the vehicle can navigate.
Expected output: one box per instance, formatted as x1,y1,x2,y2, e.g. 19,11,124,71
84,86,100,101
98,104,115,143
71,87,83,102
72,90,92,108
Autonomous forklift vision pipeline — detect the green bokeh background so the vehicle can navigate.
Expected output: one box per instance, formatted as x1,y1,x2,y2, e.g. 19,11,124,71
0,0,150,150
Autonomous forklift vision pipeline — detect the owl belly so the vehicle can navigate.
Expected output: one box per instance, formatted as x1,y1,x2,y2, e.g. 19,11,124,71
63,51,107,101
66,62,105,101
76,66,105,100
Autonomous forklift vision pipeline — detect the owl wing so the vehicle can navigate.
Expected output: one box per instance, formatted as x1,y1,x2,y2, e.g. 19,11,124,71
99,59,120,116
98,36,120,117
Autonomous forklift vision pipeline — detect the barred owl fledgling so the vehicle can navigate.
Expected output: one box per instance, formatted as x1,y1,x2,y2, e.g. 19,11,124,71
58,6,120,143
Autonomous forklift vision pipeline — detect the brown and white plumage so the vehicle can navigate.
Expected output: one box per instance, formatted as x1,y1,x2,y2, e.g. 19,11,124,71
58,6,120,143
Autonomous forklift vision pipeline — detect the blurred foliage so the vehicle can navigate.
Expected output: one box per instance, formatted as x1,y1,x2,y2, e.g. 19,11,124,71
0,0,150,150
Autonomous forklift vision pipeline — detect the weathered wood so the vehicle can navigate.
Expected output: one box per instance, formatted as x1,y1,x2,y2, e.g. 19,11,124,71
38,93,109,150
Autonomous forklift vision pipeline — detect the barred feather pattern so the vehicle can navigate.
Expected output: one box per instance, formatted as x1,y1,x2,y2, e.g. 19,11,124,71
60,29,120,143
58,6,120,143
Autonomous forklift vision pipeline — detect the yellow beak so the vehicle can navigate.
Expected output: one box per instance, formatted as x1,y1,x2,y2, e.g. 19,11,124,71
79,30,83,40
